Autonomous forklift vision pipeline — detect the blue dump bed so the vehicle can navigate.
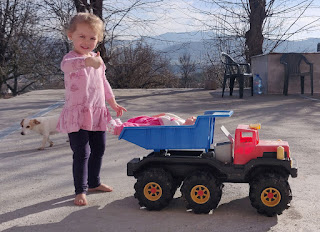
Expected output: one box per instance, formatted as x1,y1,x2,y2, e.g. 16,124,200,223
119,110,233,151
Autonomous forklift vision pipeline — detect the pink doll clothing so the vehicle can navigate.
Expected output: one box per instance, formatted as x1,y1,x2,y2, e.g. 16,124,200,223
111,116,162,135
107,114,186,136
57,51,114,133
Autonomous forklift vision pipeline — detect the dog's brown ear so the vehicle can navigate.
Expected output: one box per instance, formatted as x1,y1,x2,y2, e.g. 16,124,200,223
32,119,41,125
20,119,25,127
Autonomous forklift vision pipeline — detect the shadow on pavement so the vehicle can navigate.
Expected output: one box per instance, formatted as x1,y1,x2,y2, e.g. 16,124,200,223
0,195,75,225
2,196,277,232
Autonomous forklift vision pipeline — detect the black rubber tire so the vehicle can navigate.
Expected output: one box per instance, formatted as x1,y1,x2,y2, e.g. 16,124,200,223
249,173,292,217
181,171,222,214
134,168,174,211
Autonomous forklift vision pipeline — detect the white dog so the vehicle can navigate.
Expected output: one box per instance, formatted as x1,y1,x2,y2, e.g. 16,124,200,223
20,115,60,150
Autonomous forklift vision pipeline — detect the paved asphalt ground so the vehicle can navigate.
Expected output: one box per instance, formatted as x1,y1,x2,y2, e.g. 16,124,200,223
0,88,320,232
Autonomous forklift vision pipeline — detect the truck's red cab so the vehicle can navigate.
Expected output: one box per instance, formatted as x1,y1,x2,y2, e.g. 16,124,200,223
233,124,290,165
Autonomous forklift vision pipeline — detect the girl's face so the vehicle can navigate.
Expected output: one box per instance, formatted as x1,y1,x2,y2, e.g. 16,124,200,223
68,23,99,56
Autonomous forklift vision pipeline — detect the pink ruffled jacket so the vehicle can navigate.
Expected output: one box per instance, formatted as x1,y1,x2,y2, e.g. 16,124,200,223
57,51,114,133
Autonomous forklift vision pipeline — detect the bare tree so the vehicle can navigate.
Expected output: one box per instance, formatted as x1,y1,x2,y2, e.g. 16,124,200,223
178,53,196,88
107,40,176,88
39,0,75,53
189,0,320,62
244,0,266,62
0,0,52,96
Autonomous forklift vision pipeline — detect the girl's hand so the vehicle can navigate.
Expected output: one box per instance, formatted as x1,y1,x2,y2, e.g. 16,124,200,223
107,98,127,117
112,104,127,117
85,52,103,69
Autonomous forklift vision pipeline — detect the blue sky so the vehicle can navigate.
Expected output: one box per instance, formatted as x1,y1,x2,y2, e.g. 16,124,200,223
113,0,320,41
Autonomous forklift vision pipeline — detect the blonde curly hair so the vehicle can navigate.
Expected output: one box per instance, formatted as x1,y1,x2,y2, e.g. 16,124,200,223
66,12,104,42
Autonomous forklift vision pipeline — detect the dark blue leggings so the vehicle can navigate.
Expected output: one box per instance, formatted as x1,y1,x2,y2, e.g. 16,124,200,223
68,129,106,195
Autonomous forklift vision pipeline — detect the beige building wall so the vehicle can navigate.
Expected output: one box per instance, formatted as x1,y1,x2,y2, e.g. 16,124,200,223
251,53,319,94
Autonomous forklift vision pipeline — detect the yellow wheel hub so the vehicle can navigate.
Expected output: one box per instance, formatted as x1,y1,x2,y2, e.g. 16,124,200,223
190,185,210,204
261,187,281,207
144,182,162,201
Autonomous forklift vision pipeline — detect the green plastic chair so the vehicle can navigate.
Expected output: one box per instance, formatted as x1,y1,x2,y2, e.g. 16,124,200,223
280,53,313,96
221,52,253,98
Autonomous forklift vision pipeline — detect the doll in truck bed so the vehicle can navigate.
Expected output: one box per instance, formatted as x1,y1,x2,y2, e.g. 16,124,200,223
107,113,197,135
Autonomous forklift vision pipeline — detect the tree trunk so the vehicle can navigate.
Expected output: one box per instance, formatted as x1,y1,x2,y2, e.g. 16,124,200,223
91,0,103,18
73,0,90,12
245,0,266,63
91,0,108,62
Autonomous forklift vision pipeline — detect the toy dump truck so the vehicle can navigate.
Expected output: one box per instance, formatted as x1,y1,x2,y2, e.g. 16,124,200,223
120,111,298,216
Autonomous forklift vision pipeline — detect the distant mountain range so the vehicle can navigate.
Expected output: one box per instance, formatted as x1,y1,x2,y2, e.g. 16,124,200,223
126,31,320,66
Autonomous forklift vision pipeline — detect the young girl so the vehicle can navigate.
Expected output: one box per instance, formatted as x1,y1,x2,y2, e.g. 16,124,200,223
56,12,126,206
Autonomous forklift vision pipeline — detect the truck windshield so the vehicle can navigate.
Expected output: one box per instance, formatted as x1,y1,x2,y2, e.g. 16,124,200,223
240,132,253,143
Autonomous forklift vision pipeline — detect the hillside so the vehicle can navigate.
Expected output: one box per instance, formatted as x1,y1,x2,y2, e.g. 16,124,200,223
136,31,320,65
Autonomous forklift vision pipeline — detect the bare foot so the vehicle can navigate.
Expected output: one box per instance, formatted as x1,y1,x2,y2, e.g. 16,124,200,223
88,183,113,192
74,193,88,206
